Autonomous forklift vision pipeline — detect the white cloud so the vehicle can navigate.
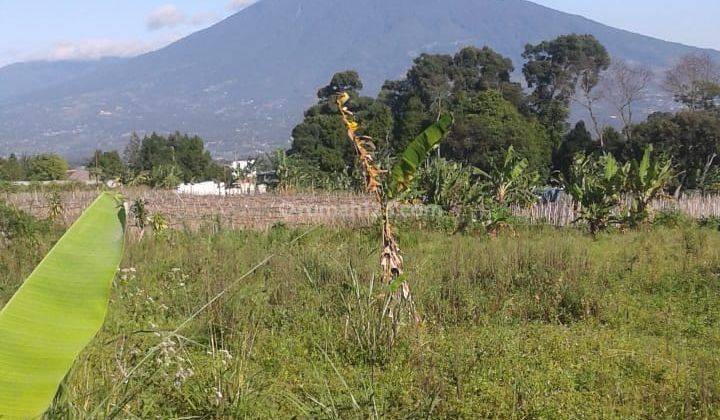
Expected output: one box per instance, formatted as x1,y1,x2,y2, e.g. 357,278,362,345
146,4,186,31
46,39,156,61
226,0,258,12
190,11,221,27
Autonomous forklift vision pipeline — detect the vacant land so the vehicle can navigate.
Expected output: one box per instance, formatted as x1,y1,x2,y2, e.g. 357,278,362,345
2,220,719,418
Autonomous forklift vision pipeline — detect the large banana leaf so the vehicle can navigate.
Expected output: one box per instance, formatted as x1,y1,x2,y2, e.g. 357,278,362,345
0,192,126,419
389,114,453,196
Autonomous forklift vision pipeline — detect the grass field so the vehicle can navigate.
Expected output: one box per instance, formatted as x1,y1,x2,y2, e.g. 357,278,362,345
2,220,720,418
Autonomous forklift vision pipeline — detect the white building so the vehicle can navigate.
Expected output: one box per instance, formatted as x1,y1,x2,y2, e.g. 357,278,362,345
176,159,267,196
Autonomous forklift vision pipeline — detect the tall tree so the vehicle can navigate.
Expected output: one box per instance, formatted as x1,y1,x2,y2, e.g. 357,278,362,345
444,90,551,177
381,46,525,151
132,132,218,183
602,60,654,140
631,111,720,192
316,70,364,99
170,133,216,182
664,53,720,111
522,34,610,147
123,132,142,172
87,150,124,181
290,71,392,176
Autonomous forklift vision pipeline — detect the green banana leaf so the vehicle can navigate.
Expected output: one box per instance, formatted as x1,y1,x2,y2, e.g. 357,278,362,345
0,192,126,419
389,114,453,196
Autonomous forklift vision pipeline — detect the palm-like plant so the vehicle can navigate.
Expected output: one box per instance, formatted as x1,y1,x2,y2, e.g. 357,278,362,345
564,153,627,236
478,146,539,207
410,158,483,213
623,145,674,226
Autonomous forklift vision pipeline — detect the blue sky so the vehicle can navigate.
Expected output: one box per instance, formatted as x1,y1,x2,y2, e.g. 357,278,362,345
532,0,720,50
0,0,717,67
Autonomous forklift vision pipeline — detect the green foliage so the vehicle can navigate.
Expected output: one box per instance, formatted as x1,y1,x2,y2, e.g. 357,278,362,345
87,150,124,182
125,132,219,185
45,190,64,221
623,145,674,226
445,90,552,176
564,153,627,235
25,154,69,181
149,213,169,237
267,149,356,192
522,34,611,147
1,227,716,417
0,154,70,182
316,70,363,99
290,72,392,178
653,207,692,228
381,46,527,153
555,121,596,179
630,111,720,192
389,114,453,196
0,154,25,181
130,198,148,231
0,201,49,245
407,158,483,213
478,145,539,207
150,163,183,189
0,193,125,419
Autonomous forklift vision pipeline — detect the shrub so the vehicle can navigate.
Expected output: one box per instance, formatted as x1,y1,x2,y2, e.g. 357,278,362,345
653,208,692,228
0,201,48,245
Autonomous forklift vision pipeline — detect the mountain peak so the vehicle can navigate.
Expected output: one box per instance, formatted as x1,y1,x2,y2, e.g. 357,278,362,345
1,0,717,158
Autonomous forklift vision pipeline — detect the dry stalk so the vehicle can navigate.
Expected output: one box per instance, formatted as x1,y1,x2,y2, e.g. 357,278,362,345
336,93,418,333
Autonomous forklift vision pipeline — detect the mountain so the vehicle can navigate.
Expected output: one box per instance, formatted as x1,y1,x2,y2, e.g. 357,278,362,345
1,0,719,158
0,58,127,103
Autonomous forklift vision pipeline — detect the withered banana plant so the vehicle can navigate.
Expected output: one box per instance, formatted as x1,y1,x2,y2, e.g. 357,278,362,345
336,92,452,335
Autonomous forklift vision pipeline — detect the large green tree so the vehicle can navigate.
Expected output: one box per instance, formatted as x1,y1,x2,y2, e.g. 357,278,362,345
381,46,525,151
444,90,551,177
522,34,610,147
87,150,124,181
381,47,551,176
630,111,720,192
134,132,218,183
25,154,68,181
289,71,393,175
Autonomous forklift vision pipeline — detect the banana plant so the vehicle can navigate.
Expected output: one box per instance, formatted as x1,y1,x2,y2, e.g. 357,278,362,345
337,92,452,331
409,158,483,213
0,192,126,419
388,114,454,197
623,145,674,226
564,153,627,236
478,145,539,207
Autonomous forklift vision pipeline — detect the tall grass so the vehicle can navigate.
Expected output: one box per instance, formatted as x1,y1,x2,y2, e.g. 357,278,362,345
1,223,719,417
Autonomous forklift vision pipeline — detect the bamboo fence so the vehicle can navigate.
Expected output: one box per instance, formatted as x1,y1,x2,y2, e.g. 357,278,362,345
5,188,720,230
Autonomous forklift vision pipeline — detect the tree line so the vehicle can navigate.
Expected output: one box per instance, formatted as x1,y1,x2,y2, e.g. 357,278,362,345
0,154,69,182
0,132,224,187
285,34,720,195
